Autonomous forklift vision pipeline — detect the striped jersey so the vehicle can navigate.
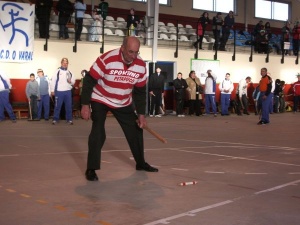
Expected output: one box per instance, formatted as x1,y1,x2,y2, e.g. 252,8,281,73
89,48,147,108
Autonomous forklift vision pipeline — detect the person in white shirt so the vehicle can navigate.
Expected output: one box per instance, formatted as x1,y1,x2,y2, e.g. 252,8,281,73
50,57,75,125
204,69,217,116
236,76,251,115
219,73,234,115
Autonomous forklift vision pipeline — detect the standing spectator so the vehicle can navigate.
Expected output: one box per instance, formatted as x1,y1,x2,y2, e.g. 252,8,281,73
194,12,210,50
173,72,188,117
257,68,273,125
74,0,86,41
98,0,109,20
219,10,234,51
279,80,286,113
186,70,202,116
56,0,73,40
0,71,16,122
50,57,75,125
212,12,223,51
89,8,103,42
127,8,140,36
264,22,272,40
203,70,217,116
273,79,281,113
219,73,234,115
148,67,165,117
293,74,300,113
253,20,264,37
282,21,291,55
26,73,40,120
81,36,159,181
35,0,53,39
236,76,251,115
252,85,261,115
36,69,50,120
292,22,300,56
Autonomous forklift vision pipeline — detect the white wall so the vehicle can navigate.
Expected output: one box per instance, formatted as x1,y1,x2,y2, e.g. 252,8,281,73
0,39,299,84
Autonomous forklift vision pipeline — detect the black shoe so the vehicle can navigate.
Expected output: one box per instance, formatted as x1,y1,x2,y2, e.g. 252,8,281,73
136,162,158,172
85,169,98,181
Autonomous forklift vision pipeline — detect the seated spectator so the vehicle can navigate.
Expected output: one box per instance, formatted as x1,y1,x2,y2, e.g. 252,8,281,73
292,22,300,56
89,8,103,42
255,30,269,53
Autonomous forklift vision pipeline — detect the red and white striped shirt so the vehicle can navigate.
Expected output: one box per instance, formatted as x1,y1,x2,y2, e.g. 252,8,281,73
89,48,147,108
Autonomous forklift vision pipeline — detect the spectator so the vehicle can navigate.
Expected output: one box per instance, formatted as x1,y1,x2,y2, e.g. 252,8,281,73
264,22,272,40
127,8,140,36
50,57,75,125
194,12,210,50
219,73,234,115
173,72,188,117
186,70,202,116
81,36,159,181
89,8,103,42
26,73,40,120
0,71,16,123
279,80,286,113
74,0,86,41
219,10,234,51
282,21,291,55
236,76,251,115
292,22,300,56
257,68,272,125
148,67,165,117
253,20,264,37
35,0,53,39
36,69,50,121
98,0,108,20
255,30,269,53
212,12,223,51
56,0,73,40
203,70,217,116
293,74,300,113
273,79,281,113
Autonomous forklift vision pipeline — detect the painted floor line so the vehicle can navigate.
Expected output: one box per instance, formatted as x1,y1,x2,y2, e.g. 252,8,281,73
144,179,300,225
171,168,188,171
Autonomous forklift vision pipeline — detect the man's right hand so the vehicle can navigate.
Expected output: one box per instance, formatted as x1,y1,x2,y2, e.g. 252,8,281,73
81,105,91,121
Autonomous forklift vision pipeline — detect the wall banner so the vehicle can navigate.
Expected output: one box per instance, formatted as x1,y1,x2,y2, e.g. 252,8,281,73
0,1,35,63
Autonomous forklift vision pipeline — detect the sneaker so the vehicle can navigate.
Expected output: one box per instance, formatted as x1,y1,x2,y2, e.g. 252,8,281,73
149,115,154,118
181,114,185,117
11,119,17,123
257,120,268,125
154,115,161,118
177,115,181,117
67,121,73,125
214,114,217,117
52,120,57,125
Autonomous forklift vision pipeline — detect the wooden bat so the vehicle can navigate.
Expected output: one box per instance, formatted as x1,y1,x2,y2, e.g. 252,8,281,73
144,125,167,144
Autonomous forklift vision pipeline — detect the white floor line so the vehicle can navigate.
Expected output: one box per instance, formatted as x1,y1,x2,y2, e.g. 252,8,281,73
205,171,225,174
144,179,300,225
171,168,188,171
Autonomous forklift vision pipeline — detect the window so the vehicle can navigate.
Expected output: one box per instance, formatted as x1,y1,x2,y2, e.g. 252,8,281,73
193,0,235,13
255,0,289,21
129,0,170,5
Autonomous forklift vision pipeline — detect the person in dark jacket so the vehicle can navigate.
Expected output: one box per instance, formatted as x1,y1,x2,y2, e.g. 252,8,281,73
148,67,165,117
127,8,140,36
212,12,223,51
173,72,188,117
193,12,210,50
56,0,73,39
35,0,53,38
219,10,234,51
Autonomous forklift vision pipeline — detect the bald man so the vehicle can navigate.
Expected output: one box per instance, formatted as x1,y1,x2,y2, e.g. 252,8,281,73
81,37,159,181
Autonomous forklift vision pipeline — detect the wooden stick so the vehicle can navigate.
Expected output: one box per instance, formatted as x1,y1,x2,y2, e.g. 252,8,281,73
144,125,167,144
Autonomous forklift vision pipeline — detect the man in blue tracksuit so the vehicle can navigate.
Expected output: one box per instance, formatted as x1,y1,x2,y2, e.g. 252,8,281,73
0,71,16,122
36,69,50,120
50,58,75,125
204,69,217,116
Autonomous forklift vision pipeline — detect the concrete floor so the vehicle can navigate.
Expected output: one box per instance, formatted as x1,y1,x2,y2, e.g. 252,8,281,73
0,112,300,225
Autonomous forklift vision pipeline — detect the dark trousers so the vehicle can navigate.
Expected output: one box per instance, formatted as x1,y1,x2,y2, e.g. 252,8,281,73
260,92,272,123
220,93,230,115
37,17,50,38
189,94,202,116
37,94,50,119
175,98,184,115
87,102,145,170
220,29,230,49
236,94,249,114
293,95,300,112
0,91,16,120
29,95,38,119
213,29,220,50
273,95,279,113
150,90,162,115
75,18,83,40
59,16,69,38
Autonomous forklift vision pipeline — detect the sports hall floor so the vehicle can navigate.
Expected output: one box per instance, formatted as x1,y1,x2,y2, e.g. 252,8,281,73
0,112,299,225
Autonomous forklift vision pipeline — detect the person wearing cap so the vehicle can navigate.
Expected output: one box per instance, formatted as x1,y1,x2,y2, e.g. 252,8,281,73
50,57,75,125
293,74,300,113
0,71,16,122
36,69,51,120
25,73,40,120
